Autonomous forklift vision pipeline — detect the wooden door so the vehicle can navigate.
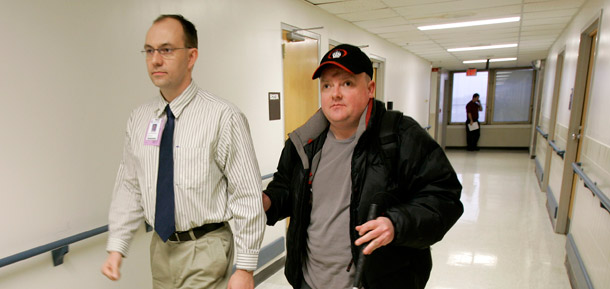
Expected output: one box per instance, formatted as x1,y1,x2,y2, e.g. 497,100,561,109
282,30,319,139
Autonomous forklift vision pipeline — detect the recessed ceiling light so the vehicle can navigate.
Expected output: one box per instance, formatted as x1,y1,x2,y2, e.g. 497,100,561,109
463,57,517,64
418,17,520,31
448,44,518,52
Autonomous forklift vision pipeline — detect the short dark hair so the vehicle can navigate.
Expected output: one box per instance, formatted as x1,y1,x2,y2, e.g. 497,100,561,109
154,14,198,49
473,93,480,98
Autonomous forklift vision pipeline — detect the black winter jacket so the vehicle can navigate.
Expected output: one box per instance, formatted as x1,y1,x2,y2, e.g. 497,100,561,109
264,100,463,289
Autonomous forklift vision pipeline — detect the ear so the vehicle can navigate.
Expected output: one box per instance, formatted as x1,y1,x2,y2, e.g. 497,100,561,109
187,48,198,70
367,80,376,99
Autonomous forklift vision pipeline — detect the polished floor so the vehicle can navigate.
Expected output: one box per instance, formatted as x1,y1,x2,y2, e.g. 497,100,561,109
256,150,573,289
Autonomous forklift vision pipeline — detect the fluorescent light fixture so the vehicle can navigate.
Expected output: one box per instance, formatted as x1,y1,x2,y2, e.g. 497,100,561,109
448,44,517,52
463,57,517,64
418,17,520,31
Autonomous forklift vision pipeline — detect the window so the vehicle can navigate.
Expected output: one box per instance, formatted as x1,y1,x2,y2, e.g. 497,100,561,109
449,69,534,124
492,69,533,122
450,71,488,123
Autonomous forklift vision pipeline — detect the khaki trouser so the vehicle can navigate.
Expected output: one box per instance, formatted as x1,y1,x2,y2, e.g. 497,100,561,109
150,223,234,289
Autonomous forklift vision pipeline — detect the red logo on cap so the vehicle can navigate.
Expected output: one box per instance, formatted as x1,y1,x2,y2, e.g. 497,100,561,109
328,49,348,59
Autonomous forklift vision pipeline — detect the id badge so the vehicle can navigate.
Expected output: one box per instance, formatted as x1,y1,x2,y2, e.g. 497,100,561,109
144,118,165,146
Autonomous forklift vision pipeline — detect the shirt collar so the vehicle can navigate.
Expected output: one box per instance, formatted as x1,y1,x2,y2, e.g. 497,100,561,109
154,81,199,118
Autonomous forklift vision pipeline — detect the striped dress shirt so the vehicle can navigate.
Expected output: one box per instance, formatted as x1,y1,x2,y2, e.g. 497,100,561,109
107,81,266,270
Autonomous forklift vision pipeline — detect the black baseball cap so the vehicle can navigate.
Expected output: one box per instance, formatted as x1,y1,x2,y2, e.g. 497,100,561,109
312,44,373,79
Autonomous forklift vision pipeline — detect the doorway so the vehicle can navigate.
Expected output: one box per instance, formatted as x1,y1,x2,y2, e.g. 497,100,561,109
554,21,599,234
282,24,320,139
541,51,564,225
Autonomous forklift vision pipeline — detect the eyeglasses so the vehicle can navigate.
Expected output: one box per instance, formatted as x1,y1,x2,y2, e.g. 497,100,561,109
141,47,191,58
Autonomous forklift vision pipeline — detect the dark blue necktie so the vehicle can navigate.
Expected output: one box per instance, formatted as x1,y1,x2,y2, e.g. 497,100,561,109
155,105,176,242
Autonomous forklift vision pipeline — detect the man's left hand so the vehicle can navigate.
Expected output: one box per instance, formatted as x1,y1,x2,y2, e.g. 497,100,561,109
354,216,395,255
227,269,254,289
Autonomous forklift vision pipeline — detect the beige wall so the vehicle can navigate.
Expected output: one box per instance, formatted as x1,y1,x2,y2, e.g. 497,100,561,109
445,125,532,147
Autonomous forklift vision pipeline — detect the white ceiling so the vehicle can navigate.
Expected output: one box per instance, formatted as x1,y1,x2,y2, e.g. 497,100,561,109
304,0,587,70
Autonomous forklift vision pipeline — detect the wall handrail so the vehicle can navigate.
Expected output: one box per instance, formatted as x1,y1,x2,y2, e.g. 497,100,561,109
0,174,275,268
572,162,610,214
0,225,108,268
536,125,549,139
549,140,565,159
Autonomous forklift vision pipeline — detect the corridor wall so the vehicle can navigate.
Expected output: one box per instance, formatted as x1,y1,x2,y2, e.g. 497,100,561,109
539,0,610,287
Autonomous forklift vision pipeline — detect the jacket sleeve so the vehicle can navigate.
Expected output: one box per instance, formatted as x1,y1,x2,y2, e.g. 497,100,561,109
385,121,463,249
264,139,298,225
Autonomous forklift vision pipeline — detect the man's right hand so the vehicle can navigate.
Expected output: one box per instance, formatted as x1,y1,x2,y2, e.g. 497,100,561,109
101,251,123,281
262,193,271,212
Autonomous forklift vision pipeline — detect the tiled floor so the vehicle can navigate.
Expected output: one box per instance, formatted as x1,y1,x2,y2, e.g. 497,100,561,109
256,150,572,289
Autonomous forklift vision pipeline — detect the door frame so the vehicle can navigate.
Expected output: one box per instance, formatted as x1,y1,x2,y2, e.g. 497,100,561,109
554,16,601,234
529,60,545,159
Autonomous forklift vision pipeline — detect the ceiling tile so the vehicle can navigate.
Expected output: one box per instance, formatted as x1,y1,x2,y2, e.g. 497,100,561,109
368,24,418,34
524,0,583,12
522,16,572,26
382,0,455,7
522,8,579,20
316,0,386,14
353,17,409,29
337,8,399,22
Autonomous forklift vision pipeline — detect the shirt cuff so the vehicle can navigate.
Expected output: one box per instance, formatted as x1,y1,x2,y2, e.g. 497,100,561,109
106,237,130,257
235,252,259,271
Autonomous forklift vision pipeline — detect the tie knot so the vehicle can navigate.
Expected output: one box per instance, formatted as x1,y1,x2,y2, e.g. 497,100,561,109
165,105,175,119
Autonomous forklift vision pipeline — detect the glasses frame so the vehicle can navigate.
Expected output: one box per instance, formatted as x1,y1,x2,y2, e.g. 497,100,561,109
141,47,192,59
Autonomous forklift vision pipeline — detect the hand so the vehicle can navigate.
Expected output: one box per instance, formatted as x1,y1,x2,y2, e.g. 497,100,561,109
354,217,394,255
101,251,123,281
227,269,254,289
262,193,271,212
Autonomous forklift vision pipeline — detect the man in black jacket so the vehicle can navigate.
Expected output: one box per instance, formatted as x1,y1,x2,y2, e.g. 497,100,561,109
262,44,463,289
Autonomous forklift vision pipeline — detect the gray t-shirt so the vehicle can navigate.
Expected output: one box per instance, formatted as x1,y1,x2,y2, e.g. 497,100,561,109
303,129,357,289
303,109,368,289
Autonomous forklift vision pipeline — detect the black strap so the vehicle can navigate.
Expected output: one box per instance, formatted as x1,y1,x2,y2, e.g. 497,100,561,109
378,110,403,189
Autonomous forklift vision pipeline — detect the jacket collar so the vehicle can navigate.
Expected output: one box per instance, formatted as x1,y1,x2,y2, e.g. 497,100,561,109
288,99,386,170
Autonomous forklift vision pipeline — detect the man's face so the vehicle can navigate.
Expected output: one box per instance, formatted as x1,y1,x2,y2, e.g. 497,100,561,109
144,18,196,94
319,66,375,130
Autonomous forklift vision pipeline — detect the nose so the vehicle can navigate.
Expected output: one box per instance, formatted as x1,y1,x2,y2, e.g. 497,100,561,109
330,85,342,100
150,50,163,66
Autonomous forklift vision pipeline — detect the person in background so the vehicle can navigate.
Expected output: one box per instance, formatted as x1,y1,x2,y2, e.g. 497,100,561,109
101,14,265,289
262,44,463,289
466,93,483,151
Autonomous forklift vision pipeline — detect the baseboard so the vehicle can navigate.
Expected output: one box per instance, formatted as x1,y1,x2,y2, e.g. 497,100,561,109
565,234,593,289
534,158,544,190
546,186,558,227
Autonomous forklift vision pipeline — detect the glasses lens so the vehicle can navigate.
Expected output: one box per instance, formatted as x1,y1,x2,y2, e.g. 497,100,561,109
159,48,173,55
142,48,186,58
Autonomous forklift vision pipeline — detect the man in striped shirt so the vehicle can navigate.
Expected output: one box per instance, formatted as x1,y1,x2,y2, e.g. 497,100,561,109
101,15,265,289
